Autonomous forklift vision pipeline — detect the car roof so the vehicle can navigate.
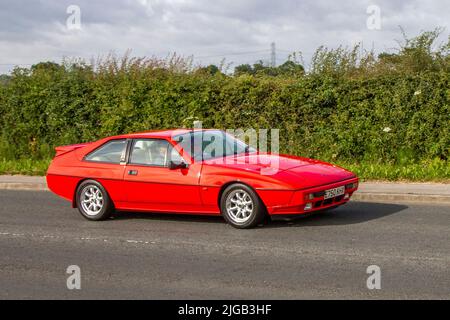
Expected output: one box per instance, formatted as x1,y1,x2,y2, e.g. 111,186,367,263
108,128,221,140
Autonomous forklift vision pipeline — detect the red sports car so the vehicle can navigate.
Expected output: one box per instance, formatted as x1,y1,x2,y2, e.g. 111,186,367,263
47,129,358,228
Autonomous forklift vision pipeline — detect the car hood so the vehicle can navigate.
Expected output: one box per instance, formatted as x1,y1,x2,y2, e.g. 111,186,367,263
218,152,314,171
219,152,338,171
283,162,355,188
213,153,355,189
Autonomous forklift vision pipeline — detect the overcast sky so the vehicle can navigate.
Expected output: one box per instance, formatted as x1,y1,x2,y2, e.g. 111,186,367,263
0,0,449,73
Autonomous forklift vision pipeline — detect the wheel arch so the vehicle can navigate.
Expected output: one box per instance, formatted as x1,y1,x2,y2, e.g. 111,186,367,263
217,180,266,209
72,178,114,209
73,178,91,208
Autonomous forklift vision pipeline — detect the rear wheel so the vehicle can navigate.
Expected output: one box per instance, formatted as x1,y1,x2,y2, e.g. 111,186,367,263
76,180,114,221
220,183,266,229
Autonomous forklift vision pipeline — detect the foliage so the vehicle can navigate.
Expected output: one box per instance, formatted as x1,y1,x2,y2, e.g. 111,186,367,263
0,159,51,176
0,74,11,85
0,30,449,180
235,59,304,77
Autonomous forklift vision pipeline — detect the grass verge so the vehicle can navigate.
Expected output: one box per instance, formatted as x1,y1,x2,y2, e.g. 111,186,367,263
340,159,450,182
0,159,51,176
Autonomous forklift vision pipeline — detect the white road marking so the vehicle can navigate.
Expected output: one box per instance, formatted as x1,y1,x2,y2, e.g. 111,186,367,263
0,230,157,247
0,229,446,265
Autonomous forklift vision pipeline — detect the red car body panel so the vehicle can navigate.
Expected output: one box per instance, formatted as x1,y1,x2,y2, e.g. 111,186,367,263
47,129,359,217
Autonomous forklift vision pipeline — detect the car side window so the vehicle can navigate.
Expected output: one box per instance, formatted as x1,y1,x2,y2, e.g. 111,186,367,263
85,139,127,164
130,139,170,166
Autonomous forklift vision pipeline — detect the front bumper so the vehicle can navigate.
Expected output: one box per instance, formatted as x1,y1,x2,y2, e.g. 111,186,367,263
269,177,359,215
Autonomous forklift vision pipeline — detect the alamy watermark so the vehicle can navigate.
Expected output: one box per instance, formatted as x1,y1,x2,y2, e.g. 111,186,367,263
66,5,81,30
366,265,381,290
171,121,280,175
366,4,381,30
66,265,81,290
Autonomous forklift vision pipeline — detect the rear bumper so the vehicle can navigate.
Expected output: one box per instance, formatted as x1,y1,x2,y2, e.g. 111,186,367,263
46,173,82,203
268,177,358,215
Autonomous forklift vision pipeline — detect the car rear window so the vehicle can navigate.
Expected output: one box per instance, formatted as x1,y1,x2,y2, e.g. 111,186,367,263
85,139,127,164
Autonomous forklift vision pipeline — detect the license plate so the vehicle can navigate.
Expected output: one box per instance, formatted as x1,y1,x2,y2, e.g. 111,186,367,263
324,186,345,199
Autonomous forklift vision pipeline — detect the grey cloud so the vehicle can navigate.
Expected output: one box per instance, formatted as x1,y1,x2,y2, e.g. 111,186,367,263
0,0,448,73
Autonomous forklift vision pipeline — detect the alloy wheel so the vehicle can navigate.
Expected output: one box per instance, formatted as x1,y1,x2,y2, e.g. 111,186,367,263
225,189,254,223
80,185,104,216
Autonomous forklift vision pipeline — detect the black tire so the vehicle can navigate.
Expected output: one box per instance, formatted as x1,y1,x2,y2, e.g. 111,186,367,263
220,183,266,229
76,180,114,221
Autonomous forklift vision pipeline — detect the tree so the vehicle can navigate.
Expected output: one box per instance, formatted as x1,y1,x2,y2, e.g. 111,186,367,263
234,59,304,77
31,61,63,73
378,28,449,74
195,64,222,75
276,60,305,76
234,64,254,76
0,74,11,85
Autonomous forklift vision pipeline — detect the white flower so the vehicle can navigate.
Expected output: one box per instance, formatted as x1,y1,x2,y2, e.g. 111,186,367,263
414,90,421,96
383,127,392,133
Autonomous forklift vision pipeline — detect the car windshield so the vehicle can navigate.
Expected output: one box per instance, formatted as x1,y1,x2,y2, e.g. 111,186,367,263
173,130,256,161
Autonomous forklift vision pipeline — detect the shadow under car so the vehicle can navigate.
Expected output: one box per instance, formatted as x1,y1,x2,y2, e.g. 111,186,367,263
109,201,408,228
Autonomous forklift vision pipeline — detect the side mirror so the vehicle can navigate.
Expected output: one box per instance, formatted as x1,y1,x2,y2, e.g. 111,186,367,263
168,160,188,170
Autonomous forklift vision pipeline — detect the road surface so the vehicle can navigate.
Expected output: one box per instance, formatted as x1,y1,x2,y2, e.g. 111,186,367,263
0,190,448,299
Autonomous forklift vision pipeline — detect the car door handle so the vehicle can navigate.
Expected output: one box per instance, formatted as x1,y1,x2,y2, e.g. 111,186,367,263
128,170,138,176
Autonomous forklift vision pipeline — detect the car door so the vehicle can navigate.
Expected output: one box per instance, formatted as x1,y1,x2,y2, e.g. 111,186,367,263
123,138,203,212
82,138,129,203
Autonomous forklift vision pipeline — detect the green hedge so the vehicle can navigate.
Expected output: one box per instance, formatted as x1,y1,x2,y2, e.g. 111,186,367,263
0,62,449,174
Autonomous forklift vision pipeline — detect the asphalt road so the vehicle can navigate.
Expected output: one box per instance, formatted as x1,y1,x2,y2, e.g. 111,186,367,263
0,190,449,299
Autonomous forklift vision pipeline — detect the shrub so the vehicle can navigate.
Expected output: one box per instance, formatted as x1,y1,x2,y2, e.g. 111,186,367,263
0,30,448,179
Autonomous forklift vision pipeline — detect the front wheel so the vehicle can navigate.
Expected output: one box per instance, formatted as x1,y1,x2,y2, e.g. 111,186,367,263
220,183,266,229
76,180,114,221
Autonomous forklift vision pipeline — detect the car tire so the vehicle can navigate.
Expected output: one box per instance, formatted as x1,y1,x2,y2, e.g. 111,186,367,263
220,183,266,229
76,180,114,221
